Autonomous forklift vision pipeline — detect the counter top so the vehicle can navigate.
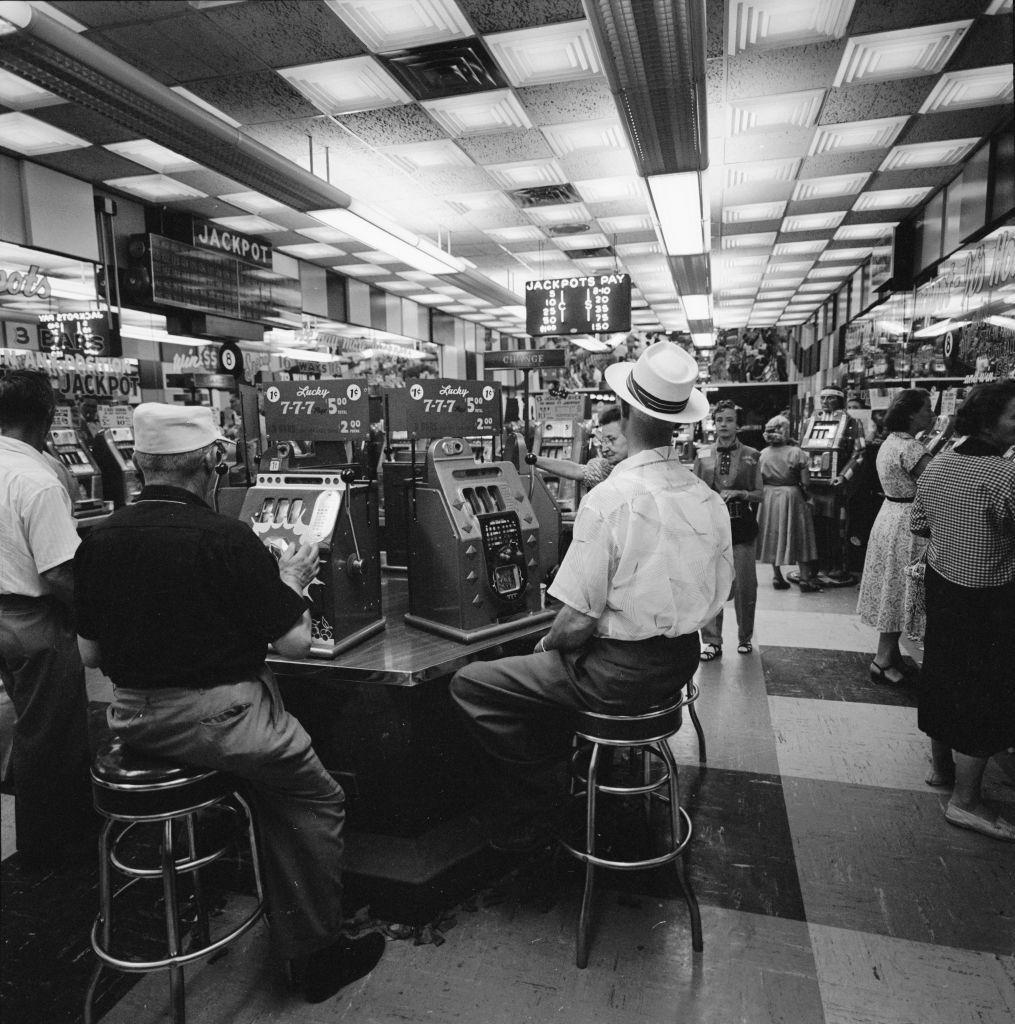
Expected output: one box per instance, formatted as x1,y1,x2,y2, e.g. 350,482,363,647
268,576,552,687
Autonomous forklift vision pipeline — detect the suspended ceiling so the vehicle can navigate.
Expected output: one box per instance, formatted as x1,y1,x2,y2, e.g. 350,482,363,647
0,0,1012,342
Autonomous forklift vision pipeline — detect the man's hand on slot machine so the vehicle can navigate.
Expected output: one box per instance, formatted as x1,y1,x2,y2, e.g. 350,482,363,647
278,540,321,595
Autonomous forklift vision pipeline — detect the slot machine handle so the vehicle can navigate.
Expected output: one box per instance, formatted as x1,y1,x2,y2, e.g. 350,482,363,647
339,470,365,577
524,451,537,502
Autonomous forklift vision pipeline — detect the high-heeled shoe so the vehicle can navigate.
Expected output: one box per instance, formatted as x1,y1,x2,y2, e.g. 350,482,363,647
869,660,906,685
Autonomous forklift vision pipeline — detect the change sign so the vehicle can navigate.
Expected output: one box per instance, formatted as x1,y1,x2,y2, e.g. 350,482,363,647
261,379,369,442
386,379,502,438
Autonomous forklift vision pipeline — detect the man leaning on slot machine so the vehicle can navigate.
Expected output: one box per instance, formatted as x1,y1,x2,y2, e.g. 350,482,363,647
72,403,384,1004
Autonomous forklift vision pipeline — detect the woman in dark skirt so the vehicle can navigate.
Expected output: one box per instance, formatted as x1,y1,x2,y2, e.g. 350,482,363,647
911,380,1015,841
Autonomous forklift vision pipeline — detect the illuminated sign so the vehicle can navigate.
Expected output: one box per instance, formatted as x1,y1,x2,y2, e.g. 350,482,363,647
0,264,52,299
484,349,565,369
525,273,631,337
192,220,273,267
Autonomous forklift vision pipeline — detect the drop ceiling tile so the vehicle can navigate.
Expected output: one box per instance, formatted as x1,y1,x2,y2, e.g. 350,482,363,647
586,197,652,219
726,0,856,55
818,76,937,124
52,2,183,27
458,129,554,164
277,56,412,115
879,137,979,171
457,0,585,35
27,147,146,181
485,22,602,87
381,139,473,172
22,103,139,145
918,66,1015,113
852,186,931,211
723,201,788,224
424,90,532,137
721,127,817,163
798,150,886,178
724,158,802,188
559,149,638,181
718,180,798,205
725,39,848,99
720,232,779,251
485,158,566,189
202,0,365,67
573,176,647,204
726,90,825,135
551,231,609,250
847,0,993,36
818,245,873,262
517,79,618,125
446,190,518,214
185,72,322,125
336,104,449,145
596,214,654,235
833,21,972,87
415,166,500,194
868,166,962,193
945,11,1014,70
323,0,471,50
903,106,1011,147
773,239,828,256
783,211,848,232
526,203,592,226
834,221,897,241
809,116,908,154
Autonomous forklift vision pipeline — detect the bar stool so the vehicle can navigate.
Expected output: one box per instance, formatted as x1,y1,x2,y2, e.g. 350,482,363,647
84,739,265,1024
560,682,703,968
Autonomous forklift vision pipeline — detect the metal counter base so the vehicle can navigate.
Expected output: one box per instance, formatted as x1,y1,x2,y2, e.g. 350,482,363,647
268,577,552,924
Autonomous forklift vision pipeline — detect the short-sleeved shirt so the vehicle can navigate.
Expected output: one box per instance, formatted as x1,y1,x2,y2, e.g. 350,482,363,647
911,437,1015,588
876,432,926,500
582,456,613,489
0,435,80,598
759,443,807,487
549,447,734,640
74,484,306,690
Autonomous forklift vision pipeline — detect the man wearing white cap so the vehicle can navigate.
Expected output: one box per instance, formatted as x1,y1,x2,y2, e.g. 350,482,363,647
73,403,384,1003
451,342,734,849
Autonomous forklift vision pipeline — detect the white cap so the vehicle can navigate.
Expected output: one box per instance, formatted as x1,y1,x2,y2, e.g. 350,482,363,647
133,403,226,455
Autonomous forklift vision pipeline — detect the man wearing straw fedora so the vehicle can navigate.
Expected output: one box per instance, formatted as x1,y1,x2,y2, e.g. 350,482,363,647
451,341,734,849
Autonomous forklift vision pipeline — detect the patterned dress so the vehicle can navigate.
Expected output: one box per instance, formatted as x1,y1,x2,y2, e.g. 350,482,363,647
856,433,926,631
756,443,817,564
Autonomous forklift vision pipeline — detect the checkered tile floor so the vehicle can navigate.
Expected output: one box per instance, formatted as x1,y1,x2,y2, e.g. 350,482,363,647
3,575,1013,1024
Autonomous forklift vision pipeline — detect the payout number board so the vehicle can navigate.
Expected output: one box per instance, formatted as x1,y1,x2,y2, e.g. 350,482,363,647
261,379,370,441
386,379,502,438
525,273,632,337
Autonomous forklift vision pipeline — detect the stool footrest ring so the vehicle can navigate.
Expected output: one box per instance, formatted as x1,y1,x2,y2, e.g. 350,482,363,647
560,807,693,871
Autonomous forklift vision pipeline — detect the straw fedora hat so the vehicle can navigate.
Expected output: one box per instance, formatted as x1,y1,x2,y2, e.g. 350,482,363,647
604,341,709,423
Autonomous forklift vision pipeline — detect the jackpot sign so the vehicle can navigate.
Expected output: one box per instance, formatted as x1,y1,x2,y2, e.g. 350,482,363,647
525,273,632,337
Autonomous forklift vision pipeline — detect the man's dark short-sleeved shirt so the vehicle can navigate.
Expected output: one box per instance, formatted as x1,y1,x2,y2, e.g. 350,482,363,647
74,484,305,690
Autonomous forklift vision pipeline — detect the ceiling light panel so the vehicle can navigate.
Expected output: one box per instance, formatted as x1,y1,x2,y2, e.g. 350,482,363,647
725,158,802,188
726,90,824,135
792,172,870,200
219,191,291,216
338,263,390,276
372,279,420,291
526,203,592,226
720,232,778,250
834,21,972,87
809,116,908,155
722,202,787,224
486,159,567,189
920,66,1015,113
553,233,609,250
278,243,346,259
299,226,354,244
383,140,473,172
597,214,654,234
853,187,930,211
103,174,207,201
818,246,871,262
485,22,602,88
278,56,412,115
422,90,532,136
879,138,979,171
727,0,856,55
807,265,852,277
0,68,62,110
541,118,628,157
782,211,846,232
573,177,647,204
766,260,812,275
323,0,471,50
104,139,202,174
774,239,827,256
212,216,288,234
833,222,896,241
484,225,546,244
0,112,89,155
446,191,517,215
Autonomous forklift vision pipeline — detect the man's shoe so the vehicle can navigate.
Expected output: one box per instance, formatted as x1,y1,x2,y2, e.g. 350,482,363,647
944,803,1015,842
302,933,386,1004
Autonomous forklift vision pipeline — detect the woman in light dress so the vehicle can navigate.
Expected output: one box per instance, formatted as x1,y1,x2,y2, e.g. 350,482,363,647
856,389,935,685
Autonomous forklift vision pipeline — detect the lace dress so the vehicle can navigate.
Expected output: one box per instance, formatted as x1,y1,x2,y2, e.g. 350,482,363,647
856,433,926,631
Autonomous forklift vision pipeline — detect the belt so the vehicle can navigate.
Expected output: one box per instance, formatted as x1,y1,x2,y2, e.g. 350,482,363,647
883,496,913,503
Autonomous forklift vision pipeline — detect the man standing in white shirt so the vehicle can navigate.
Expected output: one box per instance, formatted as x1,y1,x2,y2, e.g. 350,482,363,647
451,342,734,848
0,369,94,870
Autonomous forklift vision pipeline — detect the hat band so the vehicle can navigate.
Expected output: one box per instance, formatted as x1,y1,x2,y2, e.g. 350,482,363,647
628,368,690,414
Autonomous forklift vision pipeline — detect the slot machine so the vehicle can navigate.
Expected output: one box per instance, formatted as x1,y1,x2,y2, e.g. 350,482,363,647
92,427,142,506
48,428,103,501
404,437,557,642
240,379,384,657
920,414,955,456
800,410,863,482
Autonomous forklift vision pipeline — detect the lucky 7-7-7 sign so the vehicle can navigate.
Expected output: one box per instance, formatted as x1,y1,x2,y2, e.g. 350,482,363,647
261,379,370,441
385,379,502,438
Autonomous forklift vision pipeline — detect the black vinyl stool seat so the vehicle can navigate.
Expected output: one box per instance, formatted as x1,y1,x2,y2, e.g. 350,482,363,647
560,682,703,968
84,738,265,1024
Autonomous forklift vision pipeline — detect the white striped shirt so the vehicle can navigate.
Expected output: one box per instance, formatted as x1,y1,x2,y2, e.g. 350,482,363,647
549,447,734,639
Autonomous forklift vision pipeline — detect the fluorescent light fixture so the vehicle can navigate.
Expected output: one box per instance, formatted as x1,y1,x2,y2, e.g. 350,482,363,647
0,110,89,154
310,206,466,276
914,319,969,338
104,139,201,173
211,215,288,234
103,174,207,201
647,172,710,256
985,315,1015,331
681,294,712,319
691,332,713,347
336,264,389,277
277,348,338,363
0,67,61,108
277,243,346,259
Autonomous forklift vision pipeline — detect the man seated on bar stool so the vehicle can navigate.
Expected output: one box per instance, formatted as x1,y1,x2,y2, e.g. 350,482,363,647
451,343,734,850
71,403,384,1005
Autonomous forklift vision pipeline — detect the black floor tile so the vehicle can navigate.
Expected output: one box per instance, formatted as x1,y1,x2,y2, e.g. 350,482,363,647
761,646,918,707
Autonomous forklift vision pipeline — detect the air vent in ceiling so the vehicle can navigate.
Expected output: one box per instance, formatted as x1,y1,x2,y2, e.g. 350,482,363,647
509,183,583,208
548,223,591,236
382,39,505,100
564,246,615,260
